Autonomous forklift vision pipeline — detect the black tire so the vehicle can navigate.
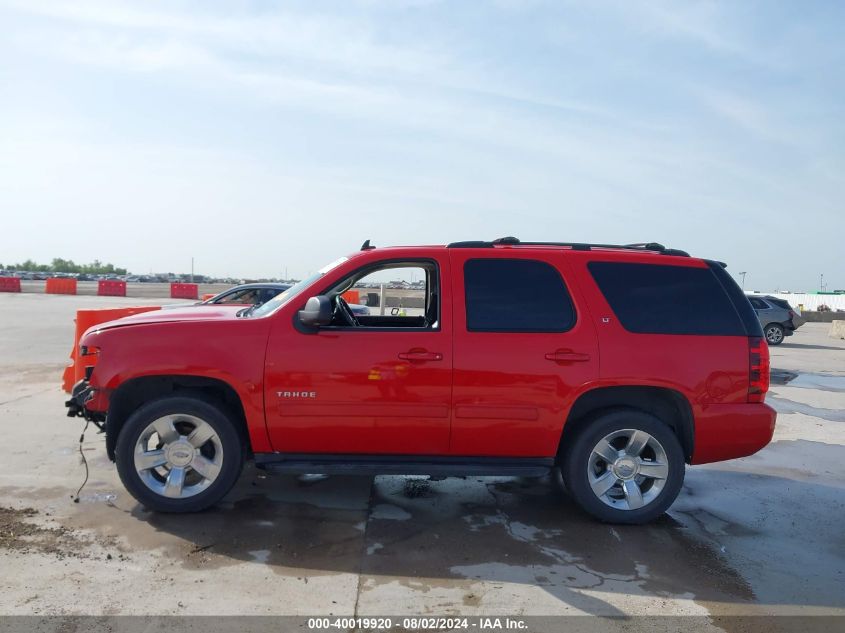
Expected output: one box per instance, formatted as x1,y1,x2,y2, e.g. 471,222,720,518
764,323,785,345
115,396,245,513
562,409,685,524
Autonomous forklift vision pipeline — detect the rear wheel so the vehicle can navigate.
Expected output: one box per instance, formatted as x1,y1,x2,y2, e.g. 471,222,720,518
115,396,244,513
562,409,685,524
765,323,784,345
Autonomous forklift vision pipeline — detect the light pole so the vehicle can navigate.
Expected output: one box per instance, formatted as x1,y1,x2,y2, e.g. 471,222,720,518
739,271,747,290
820,273,825,292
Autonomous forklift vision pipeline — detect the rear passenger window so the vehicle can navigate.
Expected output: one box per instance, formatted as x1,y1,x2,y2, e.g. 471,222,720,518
465,259,575,332
749,298,768,310
588,262,744,336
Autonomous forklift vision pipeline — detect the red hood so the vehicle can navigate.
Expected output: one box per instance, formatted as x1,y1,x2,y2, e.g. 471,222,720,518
87,305,245,334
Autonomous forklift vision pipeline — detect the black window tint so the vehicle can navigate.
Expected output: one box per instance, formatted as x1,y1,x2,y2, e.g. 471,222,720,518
706,261,762,336
588,262,745,336
465,259,575,332
749,298,768,310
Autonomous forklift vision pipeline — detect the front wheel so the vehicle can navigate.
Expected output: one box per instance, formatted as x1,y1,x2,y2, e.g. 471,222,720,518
115,396,245,513
562,409,685,524
765,323,785,345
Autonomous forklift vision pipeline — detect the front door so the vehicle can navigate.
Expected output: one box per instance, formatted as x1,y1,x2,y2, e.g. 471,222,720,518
264,256,452,455
449,250,599,457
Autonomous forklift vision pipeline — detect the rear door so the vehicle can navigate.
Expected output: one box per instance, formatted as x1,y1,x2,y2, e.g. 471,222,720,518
449,250,599,457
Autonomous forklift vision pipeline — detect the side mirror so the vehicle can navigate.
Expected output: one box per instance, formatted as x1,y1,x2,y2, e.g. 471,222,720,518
298,295,332,327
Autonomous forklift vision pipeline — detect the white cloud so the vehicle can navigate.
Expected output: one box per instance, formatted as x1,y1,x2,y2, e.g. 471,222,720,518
693,87,801,147
1,0,449,75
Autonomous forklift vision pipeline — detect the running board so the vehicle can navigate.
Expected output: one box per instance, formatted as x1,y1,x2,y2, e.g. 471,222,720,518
254,454,554,477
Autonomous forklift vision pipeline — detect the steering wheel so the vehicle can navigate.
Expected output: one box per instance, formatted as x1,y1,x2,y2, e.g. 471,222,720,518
335,296,360,327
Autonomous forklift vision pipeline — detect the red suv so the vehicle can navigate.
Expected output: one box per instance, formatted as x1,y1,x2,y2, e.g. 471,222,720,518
66,238,775,523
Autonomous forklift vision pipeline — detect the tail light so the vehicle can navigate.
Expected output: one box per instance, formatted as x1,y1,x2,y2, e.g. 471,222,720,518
788,310,795,320
748,336,770,402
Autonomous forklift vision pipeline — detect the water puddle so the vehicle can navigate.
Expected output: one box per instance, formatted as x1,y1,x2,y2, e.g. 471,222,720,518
766,396,845,422
783,373,845,392
768,369,845,421
770,369,845,392
75,491,118,505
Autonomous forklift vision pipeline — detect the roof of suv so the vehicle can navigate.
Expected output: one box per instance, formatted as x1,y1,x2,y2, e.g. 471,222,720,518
359,237,692,259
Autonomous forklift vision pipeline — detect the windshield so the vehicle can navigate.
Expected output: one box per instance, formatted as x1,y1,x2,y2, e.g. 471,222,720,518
249,257,348,318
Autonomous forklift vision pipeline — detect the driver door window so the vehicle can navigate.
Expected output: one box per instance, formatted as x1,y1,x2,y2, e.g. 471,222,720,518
329,263,438,329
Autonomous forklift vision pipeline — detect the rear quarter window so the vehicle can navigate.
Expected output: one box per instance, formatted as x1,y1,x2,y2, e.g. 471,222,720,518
588,261,745,336
768,298,792,311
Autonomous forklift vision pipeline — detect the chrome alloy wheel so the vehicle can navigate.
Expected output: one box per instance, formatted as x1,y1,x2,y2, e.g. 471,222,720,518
765,325,784,345
587,429,670,511
134,414,224,499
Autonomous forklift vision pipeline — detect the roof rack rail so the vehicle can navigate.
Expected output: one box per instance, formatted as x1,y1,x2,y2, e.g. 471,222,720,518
445,237,690,257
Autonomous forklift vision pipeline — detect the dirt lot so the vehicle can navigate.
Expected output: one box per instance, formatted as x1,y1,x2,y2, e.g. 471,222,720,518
0,293,843,623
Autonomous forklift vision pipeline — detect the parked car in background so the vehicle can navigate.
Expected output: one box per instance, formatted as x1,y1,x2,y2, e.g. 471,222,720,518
162,282,370,316
204,283,370,315
160,282,292,311
747,295,804,345
204,283,292,307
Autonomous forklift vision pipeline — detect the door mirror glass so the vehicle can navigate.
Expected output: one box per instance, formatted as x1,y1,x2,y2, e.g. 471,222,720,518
298,295,332,327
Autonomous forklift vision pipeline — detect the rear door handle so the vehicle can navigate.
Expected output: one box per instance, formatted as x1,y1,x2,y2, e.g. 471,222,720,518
545,350,591,363
398,351,443,361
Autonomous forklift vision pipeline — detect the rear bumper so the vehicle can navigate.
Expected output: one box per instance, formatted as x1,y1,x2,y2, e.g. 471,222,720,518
691,402,777,464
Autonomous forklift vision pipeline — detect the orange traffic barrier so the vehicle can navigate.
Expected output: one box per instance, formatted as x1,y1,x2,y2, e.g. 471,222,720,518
171,283,198,300
46,277,77,295
342,290,360,304
97,280,127,297
0,277,21,292
202,293,216,301
62,306,160,393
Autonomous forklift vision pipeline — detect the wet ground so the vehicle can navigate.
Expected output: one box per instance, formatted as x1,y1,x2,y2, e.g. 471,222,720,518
0,294,843,623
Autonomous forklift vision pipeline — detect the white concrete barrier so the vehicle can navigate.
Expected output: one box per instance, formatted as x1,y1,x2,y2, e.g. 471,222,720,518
829,320,845,339
747,292,845,312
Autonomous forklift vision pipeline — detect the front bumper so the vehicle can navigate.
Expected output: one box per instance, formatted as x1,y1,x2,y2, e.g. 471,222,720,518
65,379,93,417
65,379,107,428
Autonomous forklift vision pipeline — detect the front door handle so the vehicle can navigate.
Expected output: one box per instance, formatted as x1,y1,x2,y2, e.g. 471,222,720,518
545,350,591,363
398,350,443,362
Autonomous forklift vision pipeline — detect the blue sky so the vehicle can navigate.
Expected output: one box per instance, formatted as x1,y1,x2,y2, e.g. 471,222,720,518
0,0,842,290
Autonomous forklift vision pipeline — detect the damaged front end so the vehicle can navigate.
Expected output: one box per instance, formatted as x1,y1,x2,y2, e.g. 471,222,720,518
65,379,106,430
